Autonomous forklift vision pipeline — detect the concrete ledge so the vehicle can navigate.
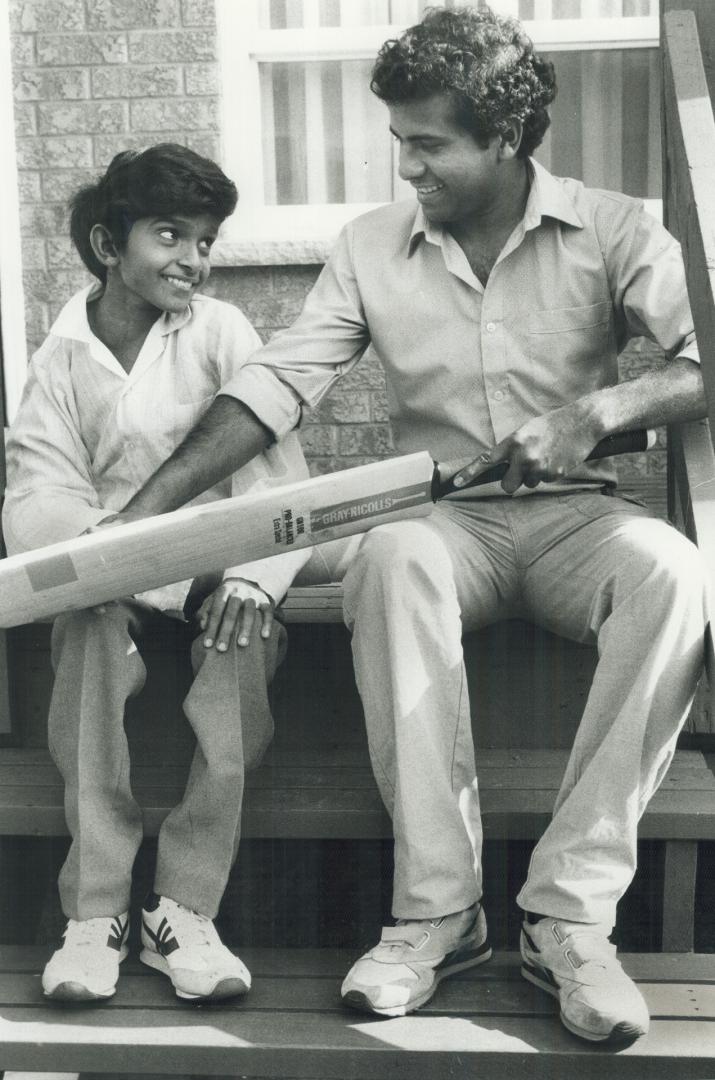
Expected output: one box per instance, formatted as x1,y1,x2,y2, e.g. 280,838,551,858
212,237,331,267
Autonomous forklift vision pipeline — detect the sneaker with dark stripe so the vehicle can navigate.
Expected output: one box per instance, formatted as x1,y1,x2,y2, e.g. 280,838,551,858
341,903,491,1017
42,913,129,1001
520,916,649,1044
140,892,250,1001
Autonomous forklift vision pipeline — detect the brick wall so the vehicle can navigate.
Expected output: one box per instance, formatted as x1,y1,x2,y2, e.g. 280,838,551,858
10,0,221,355
8,0,666,509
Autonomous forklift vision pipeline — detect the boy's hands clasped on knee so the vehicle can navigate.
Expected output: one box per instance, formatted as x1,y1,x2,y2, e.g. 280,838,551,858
199,578,275,651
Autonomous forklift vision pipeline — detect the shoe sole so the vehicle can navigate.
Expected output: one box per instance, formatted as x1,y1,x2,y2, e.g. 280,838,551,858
140,946,250,1002
43,980,116,1002
521,960,646,1045
342,940,493,1018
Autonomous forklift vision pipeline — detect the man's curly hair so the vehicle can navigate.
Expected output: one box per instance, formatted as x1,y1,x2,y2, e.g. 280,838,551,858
370,5,556,158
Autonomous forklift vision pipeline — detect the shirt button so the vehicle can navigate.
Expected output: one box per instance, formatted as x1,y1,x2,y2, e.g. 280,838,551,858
485,321,496,333
493,389,505,402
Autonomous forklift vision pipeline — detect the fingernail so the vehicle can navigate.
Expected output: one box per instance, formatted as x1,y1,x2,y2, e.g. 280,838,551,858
217,642,227,652
262,628,270,637
452,474,466,487
239,636,248,646
204,638,212,647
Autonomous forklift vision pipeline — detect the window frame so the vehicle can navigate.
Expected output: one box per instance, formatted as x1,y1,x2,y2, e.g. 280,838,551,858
214,1,660,262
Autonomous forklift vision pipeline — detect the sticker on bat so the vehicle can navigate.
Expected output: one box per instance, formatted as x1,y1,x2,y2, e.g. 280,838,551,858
26,553,79,592
310,482,430,531
272,507,307,545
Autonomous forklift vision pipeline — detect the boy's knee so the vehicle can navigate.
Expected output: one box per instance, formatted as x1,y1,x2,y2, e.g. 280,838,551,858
52,602,134,656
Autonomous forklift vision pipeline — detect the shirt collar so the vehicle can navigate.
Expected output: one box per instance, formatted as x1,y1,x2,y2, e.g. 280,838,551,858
525,158,583,230
407,157,583,256
49,281,193,343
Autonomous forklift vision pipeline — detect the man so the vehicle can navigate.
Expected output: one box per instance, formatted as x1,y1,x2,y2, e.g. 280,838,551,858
108,6,708,1045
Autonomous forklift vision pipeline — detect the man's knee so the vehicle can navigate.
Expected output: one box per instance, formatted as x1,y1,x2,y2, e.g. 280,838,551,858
344,521,455,610
616,524,709,626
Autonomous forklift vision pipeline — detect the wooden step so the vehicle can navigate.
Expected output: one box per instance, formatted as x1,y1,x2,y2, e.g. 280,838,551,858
0,947,712,1078
0,746,712,842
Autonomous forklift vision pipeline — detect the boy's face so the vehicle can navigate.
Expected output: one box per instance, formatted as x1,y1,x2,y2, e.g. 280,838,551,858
111,212,220,315
388,92,503,227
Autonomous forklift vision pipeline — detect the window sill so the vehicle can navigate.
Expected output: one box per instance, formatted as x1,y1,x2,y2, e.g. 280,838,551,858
211,236,332,267
212,202,384,267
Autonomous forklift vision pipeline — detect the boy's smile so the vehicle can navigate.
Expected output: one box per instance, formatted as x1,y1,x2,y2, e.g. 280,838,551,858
109,212,220,317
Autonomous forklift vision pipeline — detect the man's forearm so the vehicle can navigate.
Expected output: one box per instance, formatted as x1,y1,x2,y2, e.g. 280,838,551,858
124,396,272,517
579,357,707,440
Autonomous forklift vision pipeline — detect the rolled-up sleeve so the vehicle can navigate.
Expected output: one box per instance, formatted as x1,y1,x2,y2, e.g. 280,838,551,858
606,204,698,364
3,360,106,554
219,223,371,438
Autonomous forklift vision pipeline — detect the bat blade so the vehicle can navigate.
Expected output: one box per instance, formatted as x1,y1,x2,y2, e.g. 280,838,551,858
0,452,436,628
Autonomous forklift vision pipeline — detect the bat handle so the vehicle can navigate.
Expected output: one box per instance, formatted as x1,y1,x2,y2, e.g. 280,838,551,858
432,428,656,500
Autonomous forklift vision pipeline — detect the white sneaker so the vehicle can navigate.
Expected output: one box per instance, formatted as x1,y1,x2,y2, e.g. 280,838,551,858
140,893,251,1001
520,916,650,1043
341,903,491,1017
42,913,129,1001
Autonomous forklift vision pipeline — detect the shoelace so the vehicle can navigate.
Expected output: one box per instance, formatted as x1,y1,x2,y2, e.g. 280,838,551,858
160,900,220,950
63,917,121,949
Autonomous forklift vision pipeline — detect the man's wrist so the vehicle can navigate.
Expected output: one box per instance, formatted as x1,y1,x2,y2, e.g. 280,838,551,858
570,393,611,444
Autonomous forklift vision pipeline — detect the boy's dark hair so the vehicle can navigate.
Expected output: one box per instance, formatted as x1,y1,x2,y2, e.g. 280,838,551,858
70,143,238,282
370,5,556,157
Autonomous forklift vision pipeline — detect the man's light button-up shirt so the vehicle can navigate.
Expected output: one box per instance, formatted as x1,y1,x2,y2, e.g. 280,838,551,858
221,158,697,490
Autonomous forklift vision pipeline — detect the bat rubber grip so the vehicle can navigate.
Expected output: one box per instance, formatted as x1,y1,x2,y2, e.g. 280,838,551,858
433,428,655,500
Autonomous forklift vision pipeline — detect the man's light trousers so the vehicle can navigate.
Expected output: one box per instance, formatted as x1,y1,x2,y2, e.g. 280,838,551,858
305,490,708,930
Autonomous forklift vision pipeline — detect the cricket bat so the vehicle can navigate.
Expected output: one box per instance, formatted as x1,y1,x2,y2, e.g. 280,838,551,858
0,430,654,628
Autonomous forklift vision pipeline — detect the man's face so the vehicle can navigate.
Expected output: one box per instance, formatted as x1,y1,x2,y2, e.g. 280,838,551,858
388,92,502,226
111,212,219,315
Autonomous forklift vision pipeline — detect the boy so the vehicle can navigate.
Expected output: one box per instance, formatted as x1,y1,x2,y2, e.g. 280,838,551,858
3,144,311,1004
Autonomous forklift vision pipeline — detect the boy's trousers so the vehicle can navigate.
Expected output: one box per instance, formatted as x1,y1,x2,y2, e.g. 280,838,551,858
48,599,286,921
304,490,709,932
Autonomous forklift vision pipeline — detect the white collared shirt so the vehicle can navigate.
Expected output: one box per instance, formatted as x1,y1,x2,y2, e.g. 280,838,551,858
3,284,311,613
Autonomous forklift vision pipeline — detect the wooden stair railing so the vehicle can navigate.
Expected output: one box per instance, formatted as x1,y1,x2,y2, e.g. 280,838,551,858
662,3,715,734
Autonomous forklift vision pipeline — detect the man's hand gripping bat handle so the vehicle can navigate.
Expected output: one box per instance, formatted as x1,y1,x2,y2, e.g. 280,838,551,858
432,429,656,500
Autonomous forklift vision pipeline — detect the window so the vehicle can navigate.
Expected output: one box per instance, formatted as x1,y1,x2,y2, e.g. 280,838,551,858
216,0,660,253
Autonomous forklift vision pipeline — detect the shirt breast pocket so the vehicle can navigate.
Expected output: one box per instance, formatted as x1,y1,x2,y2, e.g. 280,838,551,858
157,394,215,451
524,301,613,404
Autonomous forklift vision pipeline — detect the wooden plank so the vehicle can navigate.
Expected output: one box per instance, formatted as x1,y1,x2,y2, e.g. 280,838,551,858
0,747,709,782
3,946,715,982
662,839,698,950
3,1074,79,1080
662,4,715,731
283,583,344,622
0,744,711,774
2,1008,715,1078
1,969,715,1021
0,749,709,839
0,757,709,792
662,10,715,429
